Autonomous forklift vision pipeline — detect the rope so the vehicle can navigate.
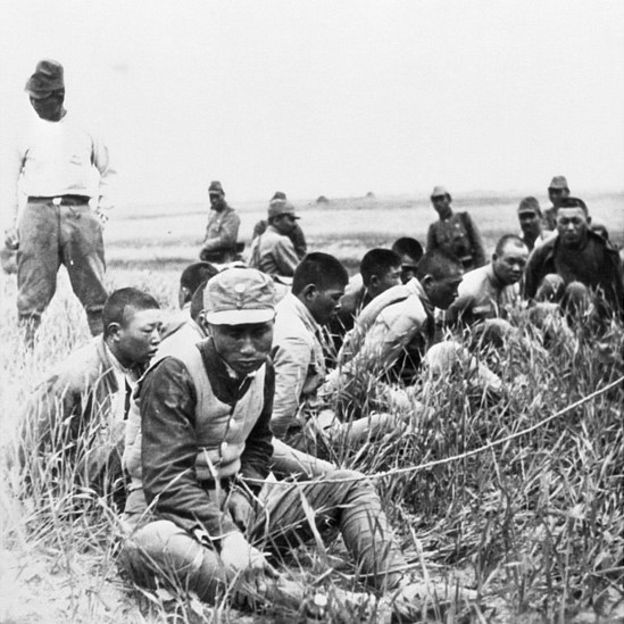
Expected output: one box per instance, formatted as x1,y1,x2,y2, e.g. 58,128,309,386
249,374,624,487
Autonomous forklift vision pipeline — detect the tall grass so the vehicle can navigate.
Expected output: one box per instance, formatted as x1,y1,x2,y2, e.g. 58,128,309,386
2,195,624,622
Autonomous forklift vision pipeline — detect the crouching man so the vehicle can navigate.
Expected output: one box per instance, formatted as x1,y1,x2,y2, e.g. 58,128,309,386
120,268,472,618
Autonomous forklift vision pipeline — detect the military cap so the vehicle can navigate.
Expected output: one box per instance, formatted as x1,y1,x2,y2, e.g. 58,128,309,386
430,185,450,199
25,59,64,99
268,200,299,220
208,181,225,195
203,268,276,325
517,196,542,215
548,176,569,191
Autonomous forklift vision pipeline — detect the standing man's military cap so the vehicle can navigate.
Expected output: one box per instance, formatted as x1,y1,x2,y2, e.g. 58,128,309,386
25,59,65,98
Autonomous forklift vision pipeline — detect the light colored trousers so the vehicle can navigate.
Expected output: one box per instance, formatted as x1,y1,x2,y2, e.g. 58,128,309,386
120,470,406,604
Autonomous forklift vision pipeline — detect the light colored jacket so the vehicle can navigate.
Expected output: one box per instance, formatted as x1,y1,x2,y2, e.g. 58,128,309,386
202,205,240,259
271,293,327,438
447,263,521,325
248,225,300,277
328,278,430,389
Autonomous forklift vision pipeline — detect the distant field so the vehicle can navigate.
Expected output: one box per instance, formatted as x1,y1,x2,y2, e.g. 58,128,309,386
106,192,624,274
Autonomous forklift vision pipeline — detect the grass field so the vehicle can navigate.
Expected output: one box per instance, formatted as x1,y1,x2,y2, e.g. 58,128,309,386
1,193,623,623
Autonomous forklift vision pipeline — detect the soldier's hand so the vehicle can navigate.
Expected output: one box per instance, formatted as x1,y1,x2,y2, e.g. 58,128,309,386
4,227,19,251
227,489,254,531
220,532,277,577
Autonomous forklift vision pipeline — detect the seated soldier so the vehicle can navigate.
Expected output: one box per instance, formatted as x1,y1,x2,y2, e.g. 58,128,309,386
447,235,529,327
252,192,307,259
200,181,243,264
329,248,402,348
426,186,486,271
161,261,218,339
248,199,301,278
119,268,472,619
334,250,464,387
516,197,553,252
20,288,161,502
391,237,424,284
524,197,624,322
272,253,408,462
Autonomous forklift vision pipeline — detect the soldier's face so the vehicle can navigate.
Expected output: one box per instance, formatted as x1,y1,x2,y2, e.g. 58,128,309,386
370,265,401,297
274,213,297,235
548,187,569,207
210,321,274,376
111,307,162,366
557,207,589,247
209,192,225,210
305,282,346,325
493,242,529,286
30,90,64,121
399,256,419,284
518,211,541,236
431,195,452,219
426,271,464,309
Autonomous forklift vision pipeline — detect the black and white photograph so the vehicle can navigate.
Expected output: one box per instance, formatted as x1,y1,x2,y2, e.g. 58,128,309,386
1,2,623,622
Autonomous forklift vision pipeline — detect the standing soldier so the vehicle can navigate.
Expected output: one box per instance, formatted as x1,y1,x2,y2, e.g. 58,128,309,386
2,59,116,345
516,197,552,252
543,176,570,230
200,181,242,264
425,186,486,271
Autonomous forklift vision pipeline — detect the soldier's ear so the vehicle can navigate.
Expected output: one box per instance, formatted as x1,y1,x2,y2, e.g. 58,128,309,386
370,275,380,289
586,215,592,225
421,274,434,294
106,322,122,341
302,283,318,301
198,313,212,336
179,286,191,308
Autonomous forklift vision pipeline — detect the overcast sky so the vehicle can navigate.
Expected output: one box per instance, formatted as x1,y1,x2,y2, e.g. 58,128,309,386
1,1,623,205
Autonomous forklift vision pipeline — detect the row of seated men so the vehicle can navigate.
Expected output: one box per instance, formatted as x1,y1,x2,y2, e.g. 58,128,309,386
18,188,622,617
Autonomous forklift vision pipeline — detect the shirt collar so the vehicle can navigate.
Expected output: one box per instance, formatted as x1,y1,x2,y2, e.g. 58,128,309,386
104,342,144,383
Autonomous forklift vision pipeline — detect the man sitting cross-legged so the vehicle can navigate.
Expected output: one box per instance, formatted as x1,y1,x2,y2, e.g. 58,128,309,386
119,267,474,619
19,288,161,503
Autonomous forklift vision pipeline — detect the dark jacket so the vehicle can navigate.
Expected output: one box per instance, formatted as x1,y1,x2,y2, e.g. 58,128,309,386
426,211,486,270
139,338,274,539
523,231,624,314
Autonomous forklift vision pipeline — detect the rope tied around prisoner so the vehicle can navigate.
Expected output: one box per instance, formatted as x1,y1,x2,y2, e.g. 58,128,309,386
248,374,624,488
